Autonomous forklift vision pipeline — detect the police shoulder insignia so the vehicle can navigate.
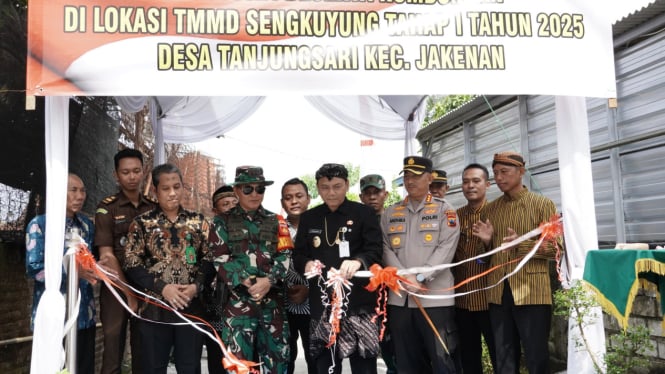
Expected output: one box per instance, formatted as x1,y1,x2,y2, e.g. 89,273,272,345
96,208,108,215
446,210,457,227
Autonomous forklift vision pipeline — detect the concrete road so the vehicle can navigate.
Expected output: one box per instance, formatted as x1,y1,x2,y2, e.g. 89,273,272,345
168,345,389,373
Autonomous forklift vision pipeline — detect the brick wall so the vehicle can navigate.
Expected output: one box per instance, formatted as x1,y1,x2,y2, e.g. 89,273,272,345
604,290,665,372
0,240,105,374
0,242,32,374
175,150,224,217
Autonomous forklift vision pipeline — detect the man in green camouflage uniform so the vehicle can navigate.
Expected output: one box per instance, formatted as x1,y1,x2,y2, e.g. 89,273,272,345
208,166,291,374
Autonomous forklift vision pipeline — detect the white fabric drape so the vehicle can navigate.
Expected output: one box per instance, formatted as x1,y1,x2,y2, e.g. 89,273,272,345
556,96,606,374
116,96,426,159
379,95,426,155
148,99,164,164
305,95,427,155
116,96,266,164
30,96,70,374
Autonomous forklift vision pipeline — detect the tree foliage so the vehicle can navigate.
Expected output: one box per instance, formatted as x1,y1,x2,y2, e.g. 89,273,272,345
422,95,475,127
301,174,318,200
384,182,403,207
554,281,654,374
300,162,360,201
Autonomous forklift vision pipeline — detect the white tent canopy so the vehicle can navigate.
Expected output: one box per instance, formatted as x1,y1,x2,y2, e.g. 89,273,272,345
27,0,616,372
38,93,601,374
115,95,427,164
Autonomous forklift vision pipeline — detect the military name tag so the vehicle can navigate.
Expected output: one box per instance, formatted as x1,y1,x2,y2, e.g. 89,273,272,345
339,240,350,257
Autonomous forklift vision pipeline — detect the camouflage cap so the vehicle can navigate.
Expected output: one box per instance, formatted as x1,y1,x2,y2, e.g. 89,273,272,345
400,156,433,175
231,166,274,186
431,169,448,184
360,174,386,191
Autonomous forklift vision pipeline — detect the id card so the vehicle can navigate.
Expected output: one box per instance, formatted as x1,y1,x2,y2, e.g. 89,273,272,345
339,240,350,257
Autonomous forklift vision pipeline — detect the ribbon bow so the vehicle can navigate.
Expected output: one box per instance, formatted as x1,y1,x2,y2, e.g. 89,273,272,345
324,268,353,347
539,214,564,244
539,214,565,282
222,355,260,374
365,264,405,295
304,260,325,279
365,264,407,340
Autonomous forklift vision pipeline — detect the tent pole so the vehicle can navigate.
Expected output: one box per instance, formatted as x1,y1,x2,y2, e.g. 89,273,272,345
64,228,80,374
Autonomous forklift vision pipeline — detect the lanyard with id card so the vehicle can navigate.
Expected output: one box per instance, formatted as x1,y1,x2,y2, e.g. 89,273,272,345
338,227,350,257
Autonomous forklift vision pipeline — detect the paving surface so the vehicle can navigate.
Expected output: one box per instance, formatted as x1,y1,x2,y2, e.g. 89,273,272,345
167,345,389,373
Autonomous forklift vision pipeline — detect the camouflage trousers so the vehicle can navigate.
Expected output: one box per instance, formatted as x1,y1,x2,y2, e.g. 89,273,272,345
219,291,290,374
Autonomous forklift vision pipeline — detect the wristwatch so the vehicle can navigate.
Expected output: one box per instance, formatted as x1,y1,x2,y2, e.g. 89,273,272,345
416,273,426,283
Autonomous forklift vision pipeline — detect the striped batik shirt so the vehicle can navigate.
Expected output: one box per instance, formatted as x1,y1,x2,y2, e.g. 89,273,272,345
285,223,310,315
485,187,559,306
453,200,491,311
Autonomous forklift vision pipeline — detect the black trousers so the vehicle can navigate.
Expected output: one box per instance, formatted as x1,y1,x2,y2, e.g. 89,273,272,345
314,349,377,374
77,325,96,374
100,284,142,374
138,320,203,374
287,312,315,374
456,307,497,374
388,305,459,374
489,282,551,374
204,334,225,374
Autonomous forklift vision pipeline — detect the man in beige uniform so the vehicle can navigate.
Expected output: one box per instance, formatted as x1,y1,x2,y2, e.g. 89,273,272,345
382,156,461,374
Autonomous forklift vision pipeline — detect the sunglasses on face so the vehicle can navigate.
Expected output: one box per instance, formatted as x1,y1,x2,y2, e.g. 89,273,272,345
241,185,266,195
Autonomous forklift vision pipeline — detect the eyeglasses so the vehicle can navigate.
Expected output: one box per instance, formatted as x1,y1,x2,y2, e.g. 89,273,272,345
241,185,266,195
315,163,348,180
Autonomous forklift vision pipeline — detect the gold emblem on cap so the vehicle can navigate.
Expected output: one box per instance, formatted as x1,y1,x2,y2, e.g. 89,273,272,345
407,158,415,165
432,171,438,178
313,236,321,248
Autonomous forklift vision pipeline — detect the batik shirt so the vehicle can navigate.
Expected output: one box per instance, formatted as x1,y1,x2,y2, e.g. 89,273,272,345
123,207,211,321
484,187,559,306
25,214,96,330
284,223,310,315
453,200,491,311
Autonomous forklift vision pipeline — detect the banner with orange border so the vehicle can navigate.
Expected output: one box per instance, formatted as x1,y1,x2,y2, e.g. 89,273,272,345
27,0,615,97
